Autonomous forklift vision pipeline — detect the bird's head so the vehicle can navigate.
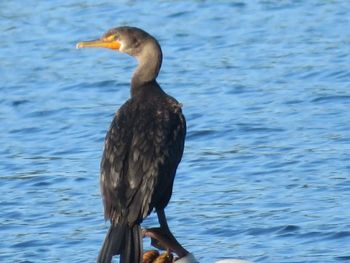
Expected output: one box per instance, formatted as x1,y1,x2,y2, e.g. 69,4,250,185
76,26,156,58
77,26,163,86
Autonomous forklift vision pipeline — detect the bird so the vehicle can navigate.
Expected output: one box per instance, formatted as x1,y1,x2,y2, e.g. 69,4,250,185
77,26,188,263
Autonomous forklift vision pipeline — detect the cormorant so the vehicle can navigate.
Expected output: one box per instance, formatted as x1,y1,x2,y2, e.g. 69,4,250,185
77,26,188,263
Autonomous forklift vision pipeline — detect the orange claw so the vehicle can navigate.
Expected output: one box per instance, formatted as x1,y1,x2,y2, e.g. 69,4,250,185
143,250,160,263
153,251,174,263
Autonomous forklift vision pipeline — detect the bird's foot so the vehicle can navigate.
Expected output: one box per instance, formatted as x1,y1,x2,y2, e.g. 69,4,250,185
142,249,174,263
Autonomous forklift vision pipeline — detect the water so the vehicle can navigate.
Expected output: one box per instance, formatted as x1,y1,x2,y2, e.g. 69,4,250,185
1,1,350,262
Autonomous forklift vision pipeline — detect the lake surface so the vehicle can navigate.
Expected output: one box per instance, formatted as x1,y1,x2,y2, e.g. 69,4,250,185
1,1,350,262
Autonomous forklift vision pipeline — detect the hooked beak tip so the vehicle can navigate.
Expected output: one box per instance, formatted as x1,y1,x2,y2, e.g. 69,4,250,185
76,43,83,49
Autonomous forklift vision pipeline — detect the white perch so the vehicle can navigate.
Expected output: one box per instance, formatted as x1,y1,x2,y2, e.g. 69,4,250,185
175,253,253,263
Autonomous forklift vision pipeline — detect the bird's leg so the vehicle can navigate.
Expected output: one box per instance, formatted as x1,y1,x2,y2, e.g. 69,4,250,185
156,209,189,258
142,210,189,258
142,228,167,250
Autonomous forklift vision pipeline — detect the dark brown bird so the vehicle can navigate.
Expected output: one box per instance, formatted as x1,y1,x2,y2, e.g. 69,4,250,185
77,27,187,263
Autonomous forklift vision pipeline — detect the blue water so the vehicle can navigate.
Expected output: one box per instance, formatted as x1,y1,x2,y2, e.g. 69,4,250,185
1,1,350,262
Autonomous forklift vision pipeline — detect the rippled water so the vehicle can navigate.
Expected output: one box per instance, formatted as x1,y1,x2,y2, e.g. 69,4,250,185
1,1,350,262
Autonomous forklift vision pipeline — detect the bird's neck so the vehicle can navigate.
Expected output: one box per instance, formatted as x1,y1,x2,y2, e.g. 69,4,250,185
131,40,162,97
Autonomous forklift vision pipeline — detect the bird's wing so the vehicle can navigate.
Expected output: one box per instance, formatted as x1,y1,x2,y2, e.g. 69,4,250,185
100,102,133,221
128,102,186,221
149,104,186,212
100,99,186,224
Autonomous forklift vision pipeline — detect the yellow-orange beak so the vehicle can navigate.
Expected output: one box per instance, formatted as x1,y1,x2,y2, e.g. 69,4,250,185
76,37,121,51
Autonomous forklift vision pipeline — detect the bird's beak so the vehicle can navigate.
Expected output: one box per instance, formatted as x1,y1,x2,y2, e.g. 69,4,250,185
76,37,121,51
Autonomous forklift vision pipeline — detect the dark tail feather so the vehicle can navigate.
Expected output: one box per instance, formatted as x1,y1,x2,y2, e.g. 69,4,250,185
97,223,142,263
120,224,142,263
97,223,125,263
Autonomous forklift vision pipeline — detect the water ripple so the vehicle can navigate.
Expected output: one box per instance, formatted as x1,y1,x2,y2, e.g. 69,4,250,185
1,1,350,263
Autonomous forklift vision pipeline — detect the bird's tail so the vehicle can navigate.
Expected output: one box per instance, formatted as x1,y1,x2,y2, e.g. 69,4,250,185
97,222,142,263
